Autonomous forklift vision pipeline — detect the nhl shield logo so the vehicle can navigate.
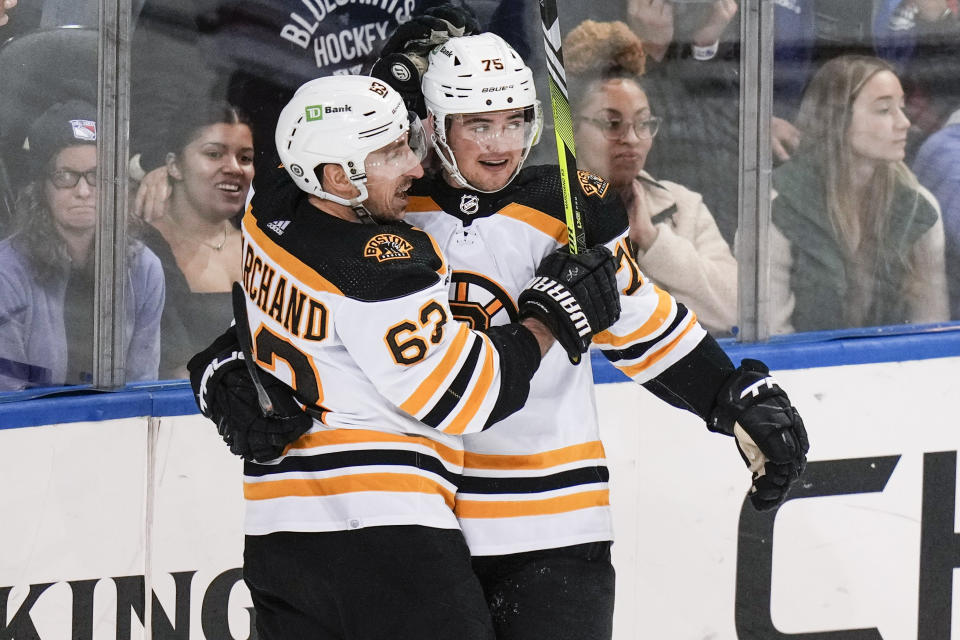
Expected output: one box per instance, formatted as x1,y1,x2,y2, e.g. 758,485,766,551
577,170,609,198
460,194,480,215
364,233,414,262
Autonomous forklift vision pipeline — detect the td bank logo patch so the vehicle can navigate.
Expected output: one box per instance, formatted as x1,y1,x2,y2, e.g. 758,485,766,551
305,104,353,121
364,233,414,262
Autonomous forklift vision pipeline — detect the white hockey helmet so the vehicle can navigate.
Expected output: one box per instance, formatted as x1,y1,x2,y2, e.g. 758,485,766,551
275,75,425,208
421,33,543,192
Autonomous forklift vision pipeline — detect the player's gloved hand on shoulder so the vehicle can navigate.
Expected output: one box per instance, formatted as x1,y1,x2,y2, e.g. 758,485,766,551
370,3,479,117
518,245,621,365
708,359,809,511
187,327,314,463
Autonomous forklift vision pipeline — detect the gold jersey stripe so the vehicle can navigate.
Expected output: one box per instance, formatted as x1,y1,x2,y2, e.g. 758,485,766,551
406,195,443,212
242,212,344,296
443,335,495,435
463,440,606,471
593,285,672,347
497,203,568,244
287,428,464,467
618,312,699,378
455,489,609,519
399,323,472,417
244,472,456,509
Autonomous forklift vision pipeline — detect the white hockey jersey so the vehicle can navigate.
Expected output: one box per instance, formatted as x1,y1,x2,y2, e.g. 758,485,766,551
405,166,709,556
238,179,535,536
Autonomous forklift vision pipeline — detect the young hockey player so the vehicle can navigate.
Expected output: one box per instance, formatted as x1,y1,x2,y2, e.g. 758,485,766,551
188,73,622,640
407,32,806,639
196,31,808,640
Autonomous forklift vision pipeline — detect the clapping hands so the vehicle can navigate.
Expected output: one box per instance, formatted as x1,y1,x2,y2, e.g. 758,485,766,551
0,0,18,27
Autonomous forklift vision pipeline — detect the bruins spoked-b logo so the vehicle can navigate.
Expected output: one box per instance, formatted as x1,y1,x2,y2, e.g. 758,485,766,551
449,271,518,331
363,233,414,262
577,170,610,198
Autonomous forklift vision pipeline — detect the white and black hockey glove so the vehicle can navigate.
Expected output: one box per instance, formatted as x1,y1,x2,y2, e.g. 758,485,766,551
187,328,314,463
370,3,480,117
518,246,622,365
709,359,809,511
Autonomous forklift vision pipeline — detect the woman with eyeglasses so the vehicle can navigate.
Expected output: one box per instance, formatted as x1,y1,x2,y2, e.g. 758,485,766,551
565,20,738,337
0,100,164,390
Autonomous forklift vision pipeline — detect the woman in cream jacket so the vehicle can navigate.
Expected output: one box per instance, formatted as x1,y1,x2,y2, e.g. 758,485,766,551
566,19,738,336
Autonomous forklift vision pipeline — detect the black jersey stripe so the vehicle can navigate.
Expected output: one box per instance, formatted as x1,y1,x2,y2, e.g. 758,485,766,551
458,466,610,495
420,336,484,428
601,303,692,363
244,449,460,486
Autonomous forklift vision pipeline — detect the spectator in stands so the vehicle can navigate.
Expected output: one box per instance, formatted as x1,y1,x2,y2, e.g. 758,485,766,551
625,0,738,64
772,0,960,164
0,100,164,390
559,1,743,245
769,55,948,334
913,102,960,319
139,102,252,379
566,20,738,337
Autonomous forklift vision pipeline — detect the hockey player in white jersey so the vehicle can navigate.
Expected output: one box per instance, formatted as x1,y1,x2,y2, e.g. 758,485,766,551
196,28,809,640
391,30,805,638
187,74,623,640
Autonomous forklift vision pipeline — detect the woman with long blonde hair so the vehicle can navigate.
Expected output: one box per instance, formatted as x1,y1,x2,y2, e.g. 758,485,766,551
770,54,948,334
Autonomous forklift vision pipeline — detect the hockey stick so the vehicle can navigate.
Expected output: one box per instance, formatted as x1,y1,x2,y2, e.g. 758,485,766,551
539,0,585,255
231,281,276,416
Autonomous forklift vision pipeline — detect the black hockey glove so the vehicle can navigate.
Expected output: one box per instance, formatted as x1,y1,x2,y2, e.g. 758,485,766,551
708,359,810,511
187,327,313,463
517,246,621,365
370,3,480,117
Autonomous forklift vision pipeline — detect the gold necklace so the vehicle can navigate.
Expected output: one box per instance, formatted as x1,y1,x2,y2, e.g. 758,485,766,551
197,226,227,251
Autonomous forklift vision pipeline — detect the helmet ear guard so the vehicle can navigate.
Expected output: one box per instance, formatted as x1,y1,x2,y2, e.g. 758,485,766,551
421,33,542,192
275,75,412,208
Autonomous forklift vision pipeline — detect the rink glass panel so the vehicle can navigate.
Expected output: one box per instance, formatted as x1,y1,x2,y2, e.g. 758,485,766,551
1,0,957,397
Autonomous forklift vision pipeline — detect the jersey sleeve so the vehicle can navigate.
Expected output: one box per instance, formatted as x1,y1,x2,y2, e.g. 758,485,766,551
575,183,735,419
594,233,708,382
334,276,535,436
597,236,738,419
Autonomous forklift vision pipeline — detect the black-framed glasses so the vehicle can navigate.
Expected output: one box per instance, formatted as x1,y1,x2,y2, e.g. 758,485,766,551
578,115,662,140
47,168,97,189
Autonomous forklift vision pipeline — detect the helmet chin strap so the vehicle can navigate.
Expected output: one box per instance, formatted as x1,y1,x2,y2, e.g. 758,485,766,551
316,174,380,224
352,203,378,224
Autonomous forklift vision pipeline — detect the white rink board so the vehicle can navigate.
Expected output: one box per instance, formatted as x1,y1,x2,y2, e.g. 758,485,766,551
602,356,960,640
149,416,253,640
0,419,149,640
0,356,958,639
